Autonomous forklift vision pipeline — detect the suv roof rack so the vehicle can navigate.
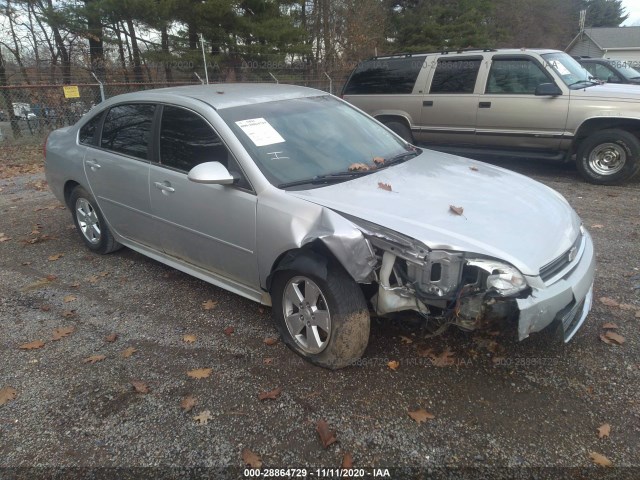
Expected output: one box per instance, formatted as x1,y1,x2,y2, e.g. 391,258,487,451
371,48,497,60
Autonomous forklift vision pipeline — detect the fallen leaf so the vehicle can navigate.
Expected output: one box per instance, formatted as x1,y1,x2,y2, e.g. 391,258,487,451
348,163,369,172
618,303,636,311
19,340,45,350
0,234,11,243
599,297,619,307
83,354,106,364
121,347,137,358
469,166,479,171
183,334,197,344
603,331,625,345
591,224,604,229
131,380,150,393
597,423,611,439
373,156,385,165
181,395,197,412
408,408,435,424
258,387,282,401
264,337,278,346
0,386,18,406
602,322,618,329
70,282,80,288
48,253,64,261
399,335,413,345
98,271,109,277
193,410,212,425
449,205,464,216
387,360,400,370
430,347,456,367
40,305,51,312
63,295,77,303
316,419,337,449
589,452,612,467
201,299,218,310
223,326,235,336
21,261,32,266
105,333,118,343
341,452,354,468
187,368,213,379
242,448,262,468
46,274,58,281
62,310,76,318
87,275,99,284
377,182,392,192
52,326,75,341
599,334,613,345
263,358,274,365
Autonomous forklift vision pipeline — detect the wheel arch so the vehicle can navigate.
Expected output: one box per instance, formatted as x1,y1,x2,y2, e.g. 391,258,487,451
63,180,81,208
572,117,640,154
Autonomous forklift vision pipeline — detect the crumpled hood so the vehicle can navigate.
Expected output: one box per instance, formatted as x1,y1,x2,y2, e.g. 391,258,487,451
288,151,582,276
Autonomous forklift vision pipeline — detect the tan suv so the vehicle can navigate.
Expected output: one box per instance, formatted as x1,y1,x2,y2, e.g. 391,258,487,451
342,48,640,184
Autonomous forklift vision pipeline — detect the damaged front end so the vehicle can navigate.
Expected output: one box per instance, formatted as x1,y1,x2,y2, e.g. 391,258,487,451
353,220,531,335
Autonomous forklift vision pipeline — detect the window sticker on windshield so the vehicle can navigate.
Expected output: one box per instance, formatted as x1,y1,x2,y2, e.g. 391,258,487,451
235,118,285,146
550,61,571,76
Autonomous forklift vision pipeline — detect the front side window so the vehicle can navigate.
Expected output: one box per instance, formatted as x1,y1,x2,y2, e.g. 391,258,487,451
486,58,551,94
100,104,155,159
430,58,481,94
79,112,103,146
542,52,595,89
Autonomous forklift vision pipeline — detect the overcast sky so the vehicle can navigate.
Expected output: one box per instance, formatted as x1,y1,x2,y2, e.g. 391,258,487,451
622,0,640,25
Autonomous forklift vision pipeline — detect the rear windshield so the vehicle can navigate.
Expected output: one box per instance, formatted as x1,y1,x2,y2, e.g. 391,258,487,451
343,57,423,95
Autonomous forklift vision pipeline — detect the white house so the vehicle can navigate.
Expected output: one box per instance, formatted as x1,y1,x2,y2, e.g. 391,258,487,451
566,26,640,61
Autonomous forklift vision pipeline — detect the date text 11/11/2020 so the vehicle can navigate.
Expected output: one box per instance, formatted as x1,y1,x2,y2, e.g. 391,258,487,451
243,468,391,478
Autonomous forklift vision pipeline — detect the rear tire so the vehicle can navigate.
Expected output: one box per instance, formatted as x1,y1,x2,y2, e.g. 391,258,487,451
384,120,414,144
271,261,370,369
70,186,121,254
576,129,640,184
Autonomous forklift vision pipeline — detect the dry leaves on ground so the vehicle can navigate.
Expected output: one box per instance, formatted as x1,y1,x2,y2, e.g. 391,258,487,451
316,419,337,449
0,233,11,243
599,297,619,307
600,331,625,345
0,386,18,406
105,333,118,343
130,380,150,393
52,326,75,341
264,337,278,346
181,395,197,412
63,295,77,303
342,452,354,468
187,368,213,379
19,340,45,350
408,408,435,424
223,326,235,336
201,300,218,310
258,387,282,401
183,334,197,344
62,310,76,318
242,448,262,468
601,323,618,330
48,253,64,261
263,358,274,365
83,354,106,364
193,410,212,425
121,347,137,358
597,423,611,439
387,360,400,371
589,452,612,467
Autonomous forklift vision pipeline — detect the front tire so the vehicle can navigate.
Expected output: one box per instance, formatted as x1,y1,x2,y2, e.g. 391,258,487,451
70,186,121,254
271,261,370,369
576,129,640,184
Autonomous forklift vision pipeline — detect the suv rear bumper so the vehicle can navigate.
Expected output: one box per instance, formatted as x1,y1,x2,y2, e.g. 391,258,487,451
516,230,596,341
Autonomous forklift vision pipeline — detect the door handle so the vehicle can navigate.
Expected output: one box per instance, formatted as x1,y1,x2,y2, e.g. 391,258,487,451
154,181,175,193
479,102,492,108
86,159,101,170
423,100,434,107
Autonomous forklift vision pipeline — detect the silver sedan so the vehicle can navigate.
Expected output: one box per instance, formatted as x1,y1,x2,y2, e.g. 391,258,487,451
45,84,595,368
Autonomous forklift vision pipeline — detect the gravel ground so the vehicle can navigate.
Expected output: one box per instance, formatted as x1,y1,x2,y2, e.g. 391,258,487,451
0,159,638,479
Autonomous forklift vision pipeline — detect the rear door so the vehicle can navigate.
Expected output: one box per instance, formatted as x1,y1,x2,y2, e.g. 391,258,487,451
149,105,259,287
418,56,482,146
83,103,159,246
475,55,569,152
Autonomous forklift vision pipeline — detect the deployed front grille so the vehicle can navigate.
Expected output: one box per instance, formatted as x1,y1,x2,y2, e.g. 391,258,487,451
540,233,583,283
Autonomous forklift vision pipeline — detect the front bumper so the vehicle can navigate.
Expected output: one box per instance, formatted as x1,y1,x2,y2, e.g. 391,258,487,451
516,230,596,341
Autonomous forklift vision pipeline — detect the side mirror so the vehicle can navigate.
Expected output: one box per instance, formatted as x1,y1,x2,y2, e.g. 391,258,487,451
535,83,563,96
188,161,235,185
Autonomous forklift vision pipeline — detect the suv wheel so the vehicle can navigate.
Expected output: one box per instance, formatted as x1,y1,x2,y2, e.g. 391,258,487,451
576,129,640,184
383,120,414,143
271,261,370,369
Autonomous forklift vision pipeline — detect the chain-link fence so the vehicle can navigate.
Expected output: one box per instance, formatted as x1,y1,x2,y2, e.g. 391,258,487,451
0,72,348,150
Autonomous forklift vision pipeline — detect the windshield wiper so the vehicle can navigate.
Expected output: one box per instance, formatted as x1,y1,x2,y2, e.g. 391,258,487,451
378,149,421,168
278,169,375,189
568,79,599,88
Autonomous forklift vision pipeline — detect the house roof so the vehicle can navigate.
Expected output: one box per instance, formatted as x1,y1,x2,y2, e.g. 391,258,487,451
567,26,640,51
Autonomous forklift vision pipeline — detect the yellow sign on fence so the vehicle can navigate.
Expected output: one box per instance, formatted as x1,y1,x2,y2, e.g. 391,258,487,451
63,85,80,98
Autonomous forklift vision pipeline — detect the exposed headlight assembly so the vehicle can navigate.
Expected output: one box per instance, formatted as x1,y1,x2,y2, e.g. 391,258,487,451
466,259,527,297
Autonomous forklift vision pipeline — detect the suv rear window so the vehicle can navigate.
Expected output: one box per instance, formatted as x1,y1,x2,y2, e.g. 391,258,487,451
430,58,481,94
343,57,423,95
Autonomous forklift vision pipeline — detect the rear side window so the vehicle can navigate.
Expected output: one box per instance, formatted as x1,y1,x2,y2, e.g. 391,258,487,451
343,57,423,94
430,58,481,94
100,104,155,160
78,112,103,146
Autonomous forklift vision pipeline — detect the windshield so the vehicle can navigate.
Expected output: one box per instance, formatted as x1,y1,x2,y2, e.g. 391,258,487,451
613,62,640,80
541,52,595,88
218,95,412,188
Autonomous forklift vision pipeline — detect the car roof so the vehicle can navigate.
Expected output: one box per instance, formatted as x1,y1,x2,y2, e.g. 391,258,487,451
101,83,325,110
369,48,563,60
